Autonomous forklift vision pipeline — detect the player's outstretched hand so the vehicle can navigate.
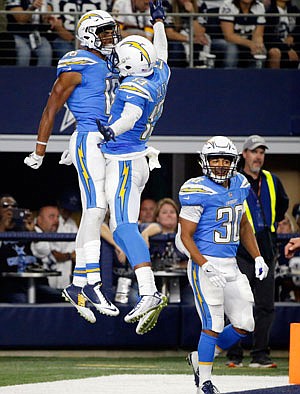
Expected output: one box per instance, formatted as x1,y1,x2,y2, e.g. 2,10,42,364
254,256,269,280
96,119,116,142
59,149,73,165
24,152,44,169
202,261,226,288
150,0,166,25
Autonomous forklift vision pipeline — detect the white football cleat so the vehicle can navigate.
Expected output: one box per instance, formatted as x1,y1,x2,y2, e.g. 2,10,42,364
125,292,168,324
81,282,119,317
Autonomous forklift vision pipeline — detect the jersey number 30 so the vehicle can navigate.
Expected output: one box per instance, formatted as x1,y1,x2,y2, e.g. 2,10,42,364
214,205,243,243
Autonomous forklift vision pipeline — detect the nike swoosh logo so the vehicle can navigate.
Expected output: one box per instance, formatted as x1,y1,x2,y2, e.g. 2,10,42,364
183,196,190,200
126,95,134,99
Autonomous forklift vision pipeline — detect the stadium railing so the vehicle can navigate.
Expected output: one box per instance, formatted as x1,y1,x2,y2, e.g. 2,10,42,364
0,10,299,68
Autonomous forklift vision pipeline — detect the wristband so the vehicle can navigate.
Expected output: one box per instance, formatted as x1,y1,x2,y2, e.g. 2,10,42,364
37,141,47,146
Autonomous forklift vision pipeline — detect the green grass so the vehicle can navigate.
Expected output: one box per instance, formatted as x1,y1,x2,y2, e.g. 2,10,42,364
0,355,289,387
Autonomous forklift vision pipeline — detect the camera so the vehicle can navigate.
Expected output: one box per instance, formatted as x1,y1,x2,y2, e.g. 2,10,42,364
12,208,28,221
12,208,30,228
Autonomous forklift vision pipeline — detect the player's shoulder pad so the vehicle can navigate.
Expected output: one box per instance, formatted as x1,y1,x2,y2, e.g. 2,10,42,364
179,176,217,205
57,50,98,72
155,59,171,79
236,172,250,189
119,78,152,101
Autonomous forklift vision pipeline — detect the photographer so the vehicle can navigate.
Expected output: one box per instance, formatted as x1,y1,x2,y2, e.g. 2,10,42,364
0,194,62,303
0,194,36,302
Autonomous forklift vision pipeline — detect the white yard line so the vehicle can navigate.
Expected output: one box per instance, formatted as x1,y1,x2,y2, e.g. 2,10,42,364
0,374,290,394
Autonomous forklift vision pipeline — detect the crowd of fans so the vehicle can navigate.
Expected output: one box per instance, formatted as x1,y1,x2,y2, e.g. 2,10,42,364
0,0,299,68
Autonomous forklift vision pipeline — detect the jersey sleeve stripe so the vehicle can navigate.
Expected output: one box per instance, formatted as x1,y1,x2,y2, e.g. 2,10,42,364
119,85,151,100
58,57,98,68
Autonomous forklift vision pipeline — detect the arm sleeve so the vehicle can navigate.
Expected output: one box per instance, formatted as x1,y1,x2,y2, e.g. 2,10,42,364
110,102,143,136
275,176,289,223
179,205,203,223
153,21,168,63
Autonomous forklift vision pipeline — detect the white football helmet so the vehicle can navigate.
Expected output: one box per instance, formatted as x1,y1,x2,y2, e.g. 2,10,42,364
108,35,157,77
199,136,239,183
76,10,120,55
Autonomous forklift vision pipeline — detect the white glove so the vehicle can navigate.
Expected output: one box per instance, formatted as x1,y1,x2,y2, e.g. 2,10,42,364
202,261,226,288
255,256,269,280
24,152,44,169
59,149,72,165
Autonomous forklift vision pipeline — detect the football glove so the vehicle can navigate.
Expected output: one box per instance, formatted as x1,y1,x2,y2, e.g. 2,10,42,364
59,149,72,165
96,119,115,142
150,0,166,25
24,152,44,169
255,256,269,280
202,262,226,288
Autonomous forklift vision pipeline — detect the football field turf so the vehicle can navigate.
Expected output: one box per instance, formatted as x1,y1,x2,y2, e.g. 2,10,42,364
0,351,289,388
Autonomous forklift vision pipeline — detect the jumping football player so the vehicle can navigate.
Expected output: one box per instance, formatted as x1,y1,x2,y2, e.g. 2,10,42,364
24,10,121,323
97,0,170,335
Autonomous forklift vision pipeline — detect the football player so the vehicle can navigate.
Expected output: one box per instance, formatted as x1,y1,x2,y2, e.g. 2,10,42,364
24,10,121,323
97,0,169,335
176,136,269,394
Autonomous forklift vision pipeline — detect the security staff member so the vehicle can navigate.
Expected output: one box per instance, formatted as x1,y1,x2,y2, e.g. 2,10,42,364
226,135,289,368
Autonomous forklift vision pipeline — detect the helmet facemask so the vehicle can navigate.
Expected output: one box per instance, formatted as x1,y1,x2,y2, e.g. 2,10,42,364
199,136,240,184
93,23,121,55
200,154,239,184
76,11,121,56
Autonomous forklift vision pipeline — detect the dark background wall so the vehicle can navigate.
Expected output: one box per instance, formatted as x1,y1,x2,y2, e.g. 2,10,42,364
0,68,299,137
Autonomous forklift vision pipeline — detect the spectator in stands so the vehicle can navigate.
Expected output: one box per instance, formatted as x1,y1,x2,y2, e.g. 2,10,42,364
202,0,237,68
0,194,36,302
6,0,52,66
0,0,16,65
142,197,179,246
48,0,112,62
264,0,300,68
0,195,61,303
44,192,80,290
219,0,266,68
277,213,297,234
226,134,289,368
141,198,190,300
138,198,157,225
164,0,209,67
31,205,75,281
112,0,153,40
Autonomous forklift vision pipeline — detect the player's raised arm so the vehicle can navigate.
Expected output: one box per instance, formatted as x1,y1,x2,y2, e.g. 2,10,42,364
150,0,168,63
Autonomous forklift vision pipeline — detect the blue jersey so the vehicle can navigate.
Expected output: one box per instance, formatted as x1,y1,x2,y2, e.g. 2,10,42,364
57,50,119,133
179,173,250,258
101,59,170,154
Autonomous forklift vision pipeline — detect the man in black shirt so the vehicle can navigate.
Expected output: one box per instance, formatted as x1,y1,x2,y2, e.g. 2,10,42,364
227,135,289,368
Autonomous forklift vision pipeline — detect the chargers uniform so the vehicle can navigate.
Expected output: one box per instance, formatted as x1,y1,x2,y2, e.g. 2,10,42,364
57,49,119,209
102,59,170,231
179,172,255,333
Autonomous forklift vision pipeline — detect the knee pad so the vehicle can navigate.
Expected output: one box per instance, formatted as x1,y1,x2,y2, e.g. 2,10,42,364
113,223,150,268
235,315,255,333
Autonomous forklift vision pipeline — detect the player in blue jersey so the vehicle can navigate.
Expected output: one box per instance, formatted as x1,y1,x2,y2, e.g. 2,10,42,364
96,0,169,335
24,10,121,323
176,136,269,394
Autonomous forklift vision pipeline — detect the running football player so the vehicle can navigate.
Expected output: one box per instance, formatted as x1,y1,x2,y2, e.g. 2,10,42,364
177,136,269,394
